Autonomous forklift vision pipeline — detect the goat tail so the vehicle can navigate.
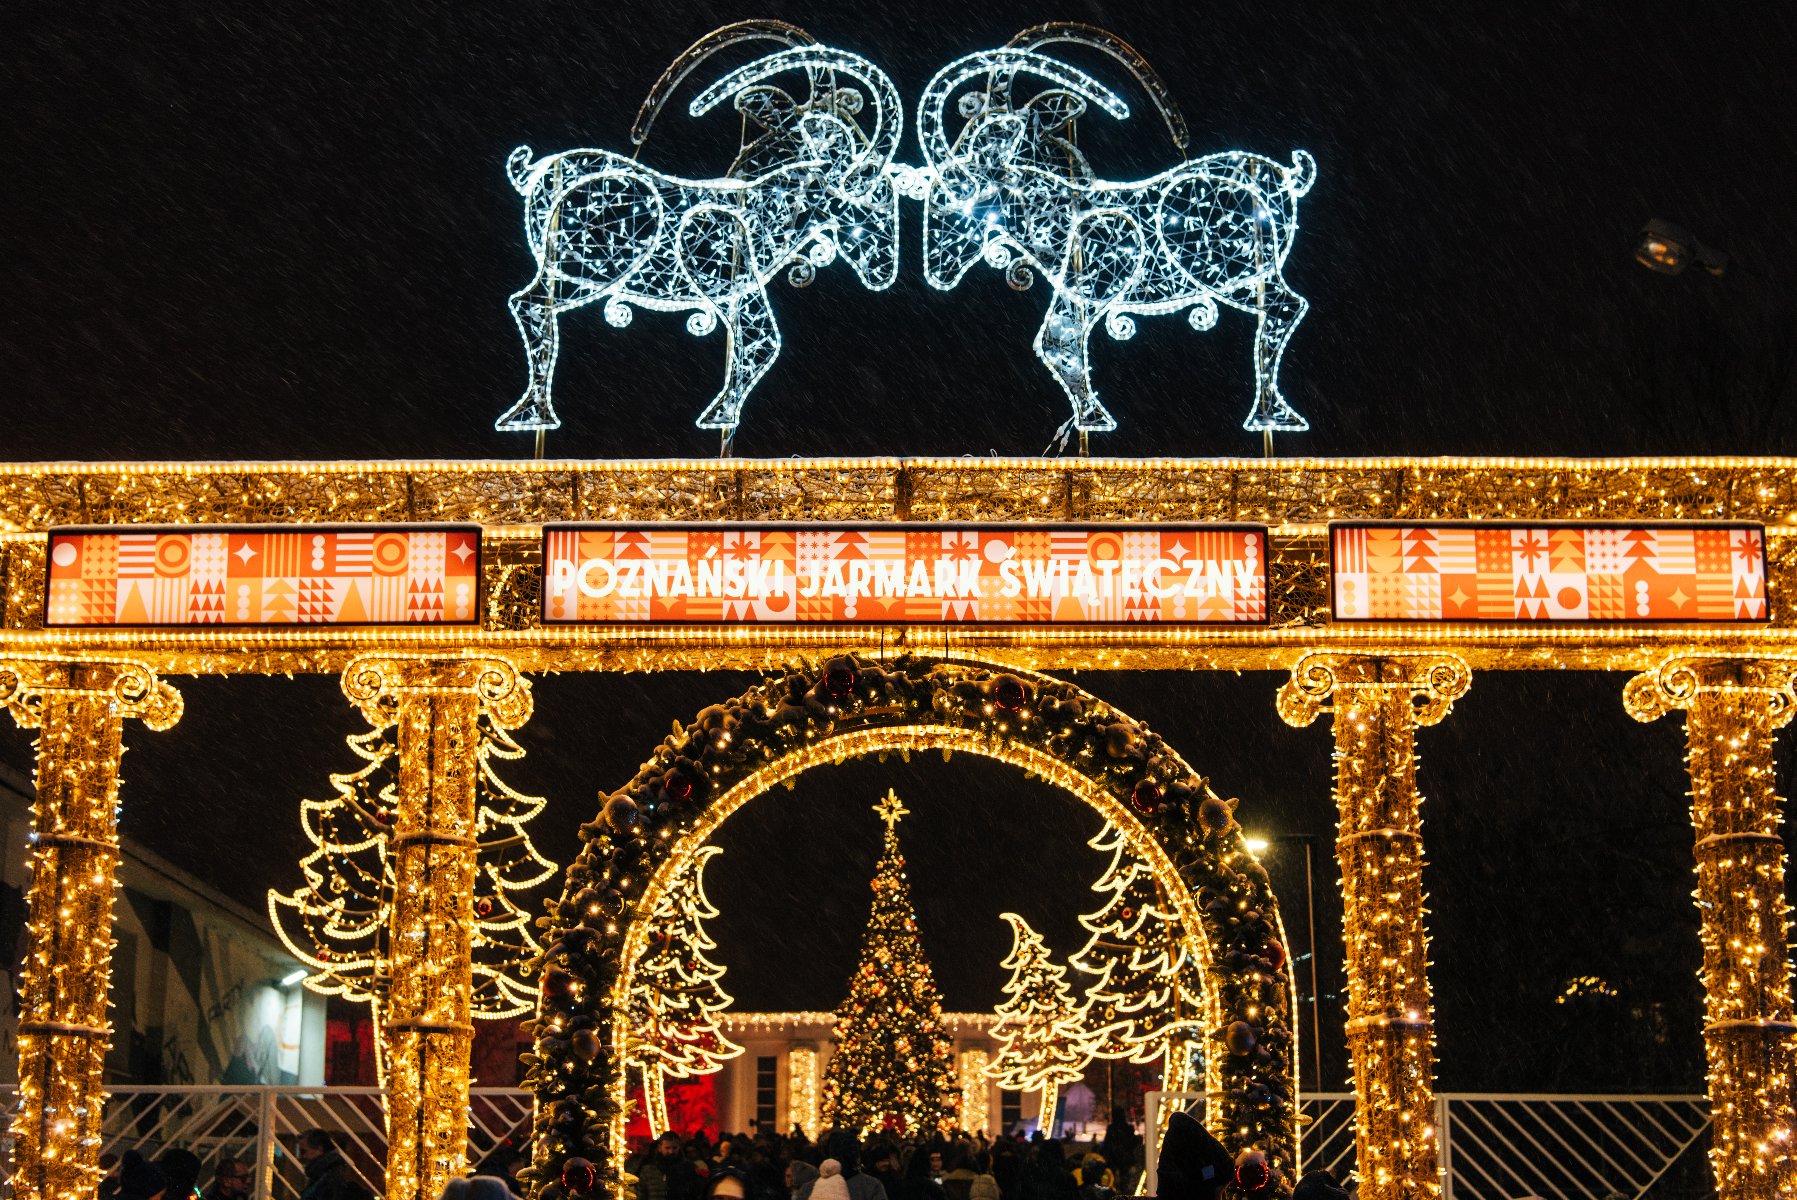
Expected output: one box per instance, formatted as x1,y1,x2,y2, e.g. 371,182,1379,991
506,145,538,195
1285,149,1317,198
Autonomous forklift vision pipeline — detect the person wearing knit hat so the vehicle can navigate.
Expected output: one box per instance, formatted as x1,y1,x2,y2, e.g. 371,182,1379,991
461,1177,515,1200
1150,1113,1234,1200
812,1159,852,1200
118,1150,169,1200
1290,1170,1348,1200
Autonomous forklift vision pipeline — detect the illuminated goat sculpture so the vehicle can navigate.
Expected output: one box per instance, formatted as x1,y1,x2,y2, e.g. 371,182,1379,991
914,31,1316,435
497,28,902,437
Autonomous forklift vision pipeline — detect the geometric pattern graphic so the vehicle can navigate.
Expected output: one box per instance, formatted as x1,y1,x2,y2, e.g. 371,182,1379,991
44,525,481,626
543,524,1267,624
1331,523,1768,623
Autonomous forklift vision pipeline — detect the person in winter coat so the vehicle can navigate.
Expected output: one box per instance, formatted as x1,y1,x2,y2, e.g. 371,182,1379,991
1017,1140,1077,1200
889,1143,947,1200
788,1160,821,1200
117,1151,168,1200
636,1132,704,1200
296,1130,372,1200
940,1147,999,1200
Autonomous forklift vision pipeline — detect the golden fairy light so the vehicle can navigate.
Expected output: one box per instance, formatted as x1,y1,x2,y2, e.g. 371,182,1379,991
1279,651,1470,1200
788,1045,821,1138
0,658,180,1200
1627,656,1797,1200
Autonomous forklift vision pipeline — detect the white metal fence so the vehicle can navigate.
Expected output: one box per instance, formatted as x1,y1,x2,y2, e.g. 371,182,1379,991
0,1086,533,1200
1,1087,1711,1199
1148,1092,1710,1200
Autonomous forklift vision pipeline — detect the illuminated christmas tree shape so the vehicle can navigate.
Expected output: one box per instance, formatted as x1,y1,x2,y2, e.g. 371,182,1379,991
822,790,958,1136
1069,825,1205,1069
986,912,1093,1128
625,844,743,1133
268,713,556,1075
913,25,1316,437
496,23,903,439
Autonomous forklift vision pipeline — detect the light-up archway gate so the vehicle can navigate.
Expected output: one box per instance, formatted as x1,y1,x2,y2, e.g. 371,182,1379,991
532,656,1299,1196
0,456,1793,1200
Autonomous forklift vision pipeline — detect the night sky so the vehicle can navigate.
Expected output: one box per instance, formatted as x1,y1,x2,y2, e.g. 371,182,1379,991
7,0,1796,1093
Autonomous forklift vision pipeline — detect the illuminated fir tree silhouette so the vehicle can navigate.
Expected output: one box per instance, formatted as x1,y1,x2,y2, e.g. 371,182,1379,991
822,790,957,1136
1069,825,1205,1074
269,712,556,1079
987,912,1093,1133
625,845,743,1133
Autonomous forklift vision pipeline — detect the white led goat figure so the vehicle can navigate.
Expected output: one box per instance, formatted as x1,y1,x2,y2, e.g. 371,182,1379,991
914,34,1317,435
496,29,902,436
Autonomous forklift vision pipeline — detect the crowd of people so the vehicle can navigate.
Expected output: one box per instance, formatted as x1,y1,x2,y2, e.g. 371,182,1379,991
625,1110,1350,1200
95,1112,1352,1200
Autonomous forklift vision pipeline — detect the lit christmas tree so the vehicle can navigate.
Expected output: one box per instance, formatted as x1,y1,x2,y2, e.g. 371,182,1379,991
626,845,743,1133
1069,826,1205,1075
987,912,1093,1133
822,790,957,1136
269,712,555,1079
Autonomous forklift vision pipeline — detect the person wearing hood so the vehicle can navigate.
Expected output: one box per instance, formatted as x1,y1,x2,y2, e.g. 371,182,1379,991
810,1160,852,1200
940,1147,999,1200
118,1151,168,1200
159,1149,203,1200
1149,1113,1236,1200
1017,1140,1076,1200
296,1130,372,1200
788,1158,821,1200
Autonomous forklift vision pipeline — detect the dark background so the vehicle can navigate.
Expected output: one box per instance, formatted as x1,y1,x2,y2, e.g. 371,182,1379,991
7,0,1797,1092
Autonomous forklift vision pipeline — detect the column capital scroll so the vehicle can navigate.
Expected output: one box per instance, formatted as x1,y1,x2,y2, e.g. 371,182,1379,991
340,652,532,730
1276,650,1471,729
1623,655,1797,727
0,655,182,732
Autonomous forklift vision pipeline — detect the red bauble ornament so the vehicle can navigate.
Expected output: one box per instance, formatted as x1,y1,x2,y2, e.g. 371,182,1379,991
475,897,494,918
1234,1150,1271,1195
662,770,694,801
561,1157,598,1195
375,807,392,824
992,675,1028,711
1265,940,1286,970
822,662,857,700
1131,779,1163,815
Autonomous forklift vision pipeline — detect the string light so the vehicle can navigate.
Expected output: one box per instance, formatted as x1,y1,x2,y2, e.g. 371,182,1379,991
1069,825,1206,1087
986,913,1093,1130
626,844,742,1134
1278,651,1469,1200
334,653,533,1200
1626,656,1797,1199
957,1047,992,1133
0,657,180,1200
266,685,554,1085
913,35,1314,436
495,41,902,437
819,791,958,1137
788,1044,821,1138
533,658,1295,1198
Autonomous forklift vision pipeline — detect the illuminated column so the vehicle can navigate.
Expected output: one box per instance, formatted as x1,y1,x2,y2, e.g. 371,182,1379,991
790,1044,821,1138
341,654,532,1200
0,658,182,1200
1625,657,1797,1200
1277,652,1469,1200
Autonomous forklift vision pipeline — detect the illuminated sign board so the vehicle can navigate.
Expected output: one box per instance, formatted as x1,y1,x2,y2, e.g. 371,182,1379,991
1330,523,1768,622
542,524,1268,625
45,525,481,627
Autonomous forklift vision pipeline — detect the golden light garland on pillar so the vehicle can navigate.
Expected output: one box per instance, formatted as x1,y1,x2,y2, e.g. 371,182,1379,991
0,657,181,1200
956,1047,992,1134
788,1044,821,1138
1625,656,1797,1200
340,653,533,1200
1278,651,1469,1200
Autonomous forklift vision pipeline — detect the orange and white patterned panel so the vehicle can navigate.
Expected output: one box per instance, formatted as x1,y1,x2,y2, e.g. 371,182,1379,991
45,526,481,626
543,525,1267,624
1330,524,1767,623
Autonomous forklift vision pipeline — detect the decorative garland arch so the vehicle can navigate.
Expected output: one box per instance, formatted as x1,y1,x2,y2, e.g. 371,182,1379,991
526,655,1298,1198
